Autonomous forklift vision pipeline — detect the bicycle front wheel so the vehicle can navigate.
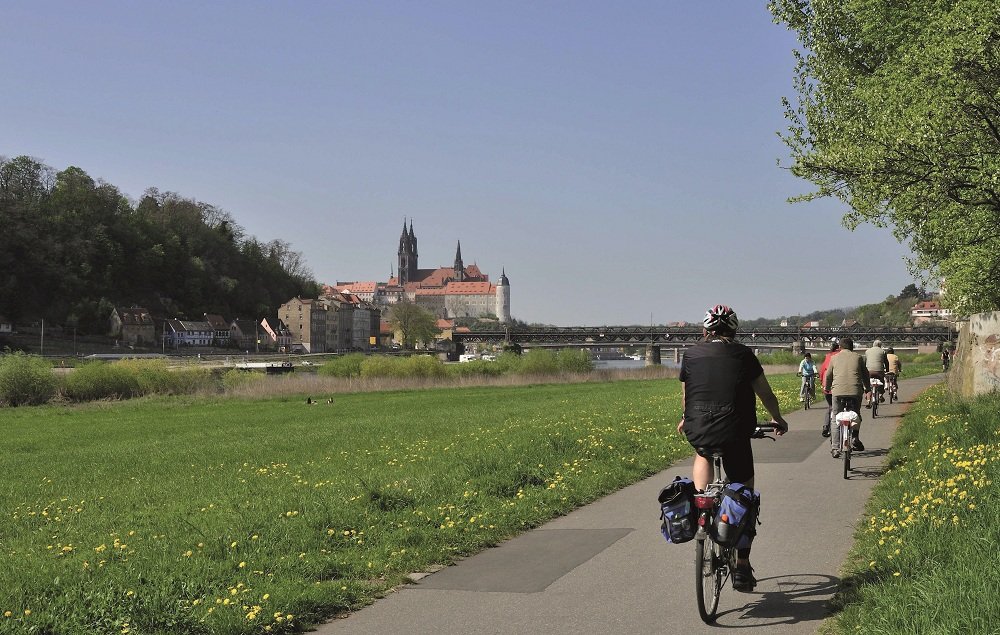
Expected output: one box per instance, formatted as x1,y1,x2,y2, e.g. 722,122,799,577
695,537,722,623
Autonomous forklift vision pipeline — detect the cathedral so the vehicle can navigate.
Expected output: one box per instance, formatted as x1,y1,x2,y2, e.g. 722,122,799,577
333,221,511,322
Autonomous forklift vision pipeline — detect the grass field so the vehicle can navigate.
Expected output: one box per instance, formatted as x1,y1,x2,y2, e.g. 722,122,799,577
828,382,1000,634
0,358,945,635
0,371,806,635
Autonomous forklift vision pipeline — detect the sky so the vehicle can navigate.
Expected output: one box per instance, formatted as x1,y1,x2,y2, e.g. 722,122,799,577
1,2,923,326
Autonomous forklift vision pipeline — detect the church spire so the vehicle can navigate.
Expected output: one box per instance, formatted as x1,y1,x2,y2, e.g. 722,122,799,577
454,240,465,282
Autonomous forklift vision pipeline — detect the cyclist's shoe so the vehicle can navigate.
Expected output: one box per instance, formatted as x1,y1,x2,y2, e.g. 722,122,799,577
732,563,756,592
821,425,830,438
852,438,865,452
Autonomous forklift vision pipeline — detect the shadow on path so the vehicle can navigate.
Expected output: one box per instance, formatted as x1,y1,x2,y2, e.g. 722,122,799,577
709,573,840,628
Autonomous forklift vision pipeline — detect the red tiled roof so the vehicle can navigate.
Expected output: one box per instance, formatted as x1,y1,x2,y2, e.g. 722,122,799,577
911,301,940,310
445,281,495,294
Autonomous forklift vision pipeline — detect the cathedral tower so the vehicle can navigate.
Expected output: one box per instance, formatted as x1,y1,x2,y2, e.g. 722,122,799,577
397,220,418,285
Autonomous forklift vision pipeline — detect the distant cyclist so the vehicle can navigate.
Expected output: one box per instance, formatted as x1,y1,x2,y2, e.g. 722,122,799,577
823,336,871,451
677,304,788,592
864,339,889,407
885,346,902,397
798,352,816,401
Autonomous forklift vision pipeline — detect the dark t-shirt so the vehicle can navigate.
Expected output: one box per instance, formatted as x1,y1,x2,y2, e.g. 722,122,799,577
679,338,764,448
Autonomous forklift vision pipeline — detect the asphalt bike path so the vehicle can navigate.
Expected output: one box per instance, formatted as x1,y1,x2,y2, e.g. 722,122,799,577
313,374,943,635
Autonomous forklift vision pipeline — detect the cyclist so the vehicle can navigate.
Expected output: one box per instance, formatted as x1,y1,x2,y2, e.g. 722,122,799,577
677,304,789,592
885,346,902,397
941,347,951,371
823,336,871,451
864,339,889,408
818,339,841,438
798,352,817,402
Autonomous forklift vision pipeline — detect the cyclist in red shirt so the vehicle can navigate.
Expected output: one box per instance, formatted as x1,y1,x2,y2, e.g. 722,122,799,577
818,339,840,438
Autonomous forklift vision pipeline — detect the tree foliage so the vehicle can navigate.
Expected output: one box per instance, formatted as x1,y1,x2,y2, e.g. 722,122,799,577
0,156,320,332
387,301,440,349
769,0,1000,314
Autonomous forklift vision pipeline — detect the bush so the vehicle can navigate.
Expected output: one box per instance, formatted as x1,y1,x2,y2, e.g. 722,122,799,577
557,349,594,373
402,355,447,378
360,356,405,378
63,362,139,402
359,354,448,379
448,359,505,378
318,354,365,378
222,369,266,392
517,349,560,375
756,350,802,365
0,352,58,406
116,359,176,395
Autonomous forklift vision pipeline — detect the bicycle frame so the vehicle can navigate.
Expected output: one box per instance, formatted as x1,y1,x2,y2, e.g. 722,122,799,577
832,405,859,479
869,378,883,418
885,372,898,403
799,374,815,409
693,453,734,623
692,424,776,623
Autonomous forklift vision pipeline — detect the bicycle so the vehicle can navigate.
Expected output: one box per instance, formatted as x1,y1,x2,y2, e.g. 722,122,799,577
797,373,815,409
885,372,898,404
693,424,777,624
831,398,859,479
868,378,883,418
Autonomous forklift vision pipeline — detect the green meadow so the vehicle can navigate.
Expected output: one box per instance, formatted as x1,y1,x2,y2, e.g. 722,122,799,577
0,358,945,634
0,373,806,635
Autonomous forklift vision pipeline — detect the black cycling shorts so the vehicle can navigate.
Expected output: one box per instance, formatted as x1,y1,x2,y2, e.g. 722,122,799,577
694,434,754,484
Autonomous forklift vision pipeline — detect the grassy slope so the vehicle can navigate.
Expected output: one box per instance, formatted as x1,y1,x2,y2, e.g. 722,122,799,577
829,383,1000,634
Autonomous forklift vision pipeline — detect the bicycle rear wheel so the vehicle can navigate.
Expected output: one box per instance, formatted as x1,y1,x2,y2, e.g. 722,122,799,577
872,395,878,418
695,537,722,623
842,427,851,479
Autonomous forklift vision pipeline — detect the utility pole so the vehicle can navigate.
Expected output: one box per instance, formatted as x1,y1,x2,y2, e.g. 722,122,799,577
40,318,44,356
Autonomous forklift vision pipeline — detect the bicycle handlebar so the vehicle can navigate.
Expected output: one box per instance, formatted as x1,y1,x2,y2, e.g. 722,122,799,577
751,423,781,439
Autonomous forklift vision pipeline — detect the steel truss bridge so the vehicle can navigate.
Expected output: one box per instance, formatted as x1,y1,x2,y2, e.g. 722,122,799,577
453,325,956,349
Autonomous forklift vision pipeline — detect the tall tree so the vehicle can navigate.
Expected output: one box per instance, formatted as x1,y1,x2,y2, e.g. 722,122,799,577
770,0,1000,314
387,301,440,349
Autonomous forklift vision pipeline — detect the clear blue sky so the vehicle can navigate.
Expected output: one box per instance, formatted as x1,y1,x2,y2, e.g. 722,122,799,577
1,2,921,326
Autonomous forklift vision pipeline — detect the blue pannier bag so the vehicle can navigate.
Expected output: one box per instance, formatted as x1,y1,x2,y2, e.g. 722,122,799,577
658,476,696,544
712,482,760,548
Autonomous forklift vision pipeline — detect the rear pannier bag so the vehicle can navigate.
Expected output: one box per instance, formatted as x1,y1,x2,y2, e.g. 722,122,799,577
712,482,760,548
658,476,697,544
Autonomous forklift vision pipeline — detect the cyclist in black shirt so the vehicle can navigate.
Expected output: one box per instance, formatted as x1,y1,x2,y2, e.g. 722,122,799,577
677,304,788,591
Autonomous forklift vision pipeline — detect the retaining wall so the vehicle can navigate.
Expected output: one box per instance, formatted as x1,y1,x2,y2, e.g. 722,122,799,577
952,311,1000,396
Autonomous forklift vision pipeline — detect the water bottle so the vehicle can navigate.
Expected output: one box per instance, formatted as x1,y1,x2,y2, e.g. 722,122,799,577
716,513,732,545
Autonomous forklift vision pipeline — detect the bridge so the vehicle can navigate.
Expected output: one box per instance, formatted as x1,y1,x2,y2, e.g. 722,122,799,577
453,325,956,351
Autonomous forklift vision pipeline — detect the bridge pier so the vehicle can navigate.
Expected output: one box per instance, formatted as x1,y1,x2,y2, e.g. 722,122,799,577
645,345,660,366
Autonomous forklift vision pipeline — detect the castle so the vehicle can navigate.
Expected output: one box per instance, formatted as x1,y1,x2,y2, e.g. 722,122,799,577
331,221,510,322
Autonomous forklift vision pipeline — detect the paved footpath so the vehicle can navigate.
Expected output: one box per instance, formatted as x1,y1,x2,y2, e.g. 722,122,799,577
313,374,943,635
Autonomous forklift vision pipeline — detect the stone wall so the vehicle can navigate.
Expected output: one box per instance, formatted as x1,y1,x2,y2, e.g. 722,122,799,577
952,311,1000,396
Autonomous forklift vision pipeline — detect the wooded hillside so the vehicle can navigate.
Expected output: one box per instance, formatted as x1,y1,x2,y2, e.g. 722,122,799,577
0,155,320,334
